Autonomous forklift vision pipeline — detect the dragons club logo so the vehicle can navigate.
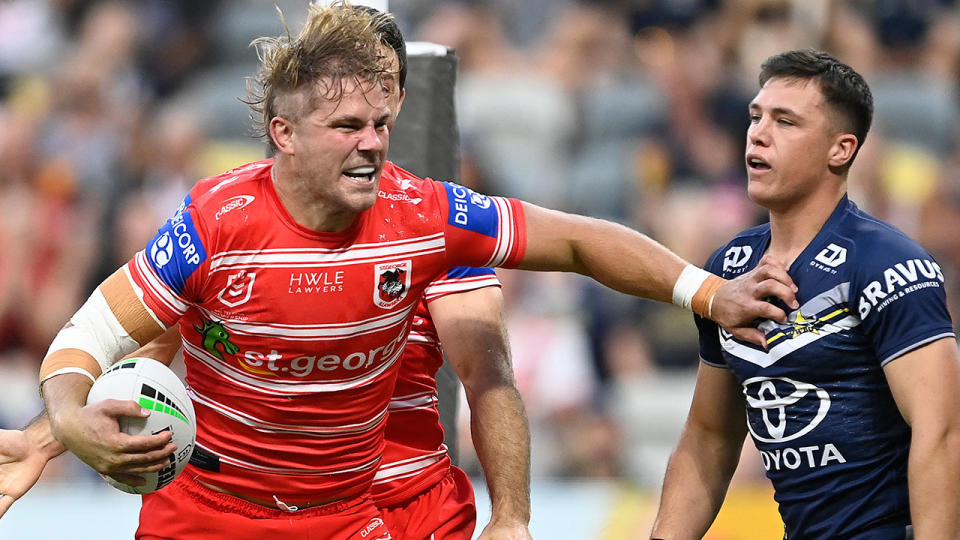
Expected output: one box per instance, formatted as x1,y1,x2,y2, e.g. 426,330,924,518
373,261,411,309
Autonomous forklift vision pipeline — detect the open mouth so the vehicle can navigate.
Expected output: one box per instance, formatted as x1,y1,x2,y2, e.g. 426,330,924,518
747,156,771,172
342,165,377,184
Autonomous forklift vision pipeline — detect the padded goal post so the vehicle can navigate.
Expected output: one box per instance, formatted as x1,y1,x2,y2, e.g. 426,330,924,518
389,42,464,465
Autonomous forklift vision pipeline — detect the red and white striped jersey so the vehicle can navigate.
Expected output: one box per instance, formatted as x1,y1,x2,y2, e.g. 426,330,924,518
372,267,500,507
125,159,525,504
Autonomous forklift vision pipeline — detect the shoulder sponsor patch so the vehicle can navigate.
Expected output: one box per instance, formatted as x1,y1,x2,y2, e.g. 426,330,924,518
443,182,498,238
857,257,944,319
146,211,208,295
447,266,496,279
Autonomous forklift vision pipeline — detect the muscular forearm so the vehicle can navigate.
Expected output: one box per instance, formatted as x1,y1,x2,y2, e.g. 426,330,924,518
23,413,66,461
467,383,531,527
520,205,685,304
40,372,94,439
908,427,960,538
652,426,744,539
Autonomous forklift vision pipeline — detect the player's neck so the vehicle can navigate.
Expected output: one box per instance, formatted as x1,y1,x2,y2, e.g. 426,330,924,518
766,187,846,269
271,164,358,232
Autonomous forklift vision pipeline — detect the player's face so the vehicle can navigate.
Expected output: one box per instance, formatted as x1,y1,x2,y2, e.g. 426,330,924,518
745,77,840,211
290,76,393,219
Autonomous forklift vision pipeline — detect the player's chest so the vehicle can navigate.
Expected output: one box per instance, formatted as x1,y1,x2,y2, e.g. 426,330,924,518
197,233,448,324
720,266,868,382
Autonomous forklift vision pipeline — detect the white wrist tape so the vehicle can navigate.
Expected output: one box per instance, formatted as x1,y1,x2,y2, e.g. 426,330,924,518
672,264,712,311
42,288,141,380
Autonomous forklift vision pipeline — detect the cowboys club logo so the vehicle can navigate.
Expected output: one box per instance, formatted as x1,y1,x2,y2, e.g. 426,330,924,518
217,270,256,308
373,261,411,309
742,376,831,443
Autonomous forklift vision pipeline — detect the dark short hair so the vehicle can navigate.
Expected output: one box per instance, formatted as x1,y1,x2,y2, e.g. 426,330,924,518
354,5,407,90
759,49,873,171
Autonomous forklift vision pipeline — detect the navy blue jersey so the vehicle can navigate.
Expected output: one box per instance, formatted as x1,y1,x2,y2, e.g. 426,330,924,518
697,197,954,539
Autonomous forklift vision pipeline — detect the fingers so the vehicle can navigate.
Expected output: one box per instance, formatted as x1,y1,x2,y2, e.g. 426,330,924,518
112,442,177,474
113,431,173,454
731,327,769,349
0,493,14,518
748,295,790,323
96,399,151,420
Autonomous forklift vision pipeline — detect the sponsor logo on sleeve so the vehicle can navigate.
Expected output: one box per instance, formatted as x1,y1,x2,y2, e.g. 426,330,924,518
857,258,944,318
146,211,207,294
722,246,753,272
442,182,499,237
374,261,411,309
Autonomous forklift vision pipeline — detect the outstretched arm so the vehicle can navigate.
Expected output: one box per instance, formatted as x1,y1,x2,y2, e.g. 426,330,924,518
40,269,176,488
518,203,798,346
430,285,532,540
652,363,748,539
884,338,960,539
0,413,65,518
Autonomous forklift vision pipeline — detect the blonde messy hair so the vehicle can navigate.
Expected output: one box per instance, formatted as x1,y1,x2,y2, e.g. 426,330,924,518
246,2,389,148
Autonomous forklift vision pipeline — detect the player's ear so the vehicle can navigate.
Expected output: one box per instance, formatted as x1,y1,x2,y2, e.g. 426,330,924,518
397,88,405,114
828,133,858,169
270,116,295,155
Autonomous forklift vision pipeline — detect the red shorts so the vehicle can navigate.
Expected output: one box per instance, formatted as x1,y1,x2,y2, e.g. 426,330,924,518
379,466,476,540
137,474,391,540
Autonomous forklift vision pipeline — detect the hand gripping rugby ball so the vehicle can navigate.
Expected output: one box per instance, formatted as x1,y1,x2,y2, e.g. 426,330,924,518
86,357,196,494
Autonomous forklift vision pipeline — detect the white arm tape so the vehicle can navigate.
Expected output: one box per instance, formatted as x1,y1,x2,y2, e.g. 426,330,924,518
43,288,142,379
42,367,97,384
671,264,712,311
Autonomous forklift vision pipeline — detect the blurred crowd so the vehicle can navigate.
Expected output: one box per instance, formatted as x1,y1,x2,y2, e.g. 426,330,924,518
1,0,959,492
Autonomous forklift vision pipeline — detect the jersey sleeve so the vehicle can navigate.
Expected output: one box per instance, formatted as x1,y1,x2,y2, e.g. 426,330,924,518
423,267,500,303
431,181,527,269
696,247,728,368
125,205,211,327
852,235,955,365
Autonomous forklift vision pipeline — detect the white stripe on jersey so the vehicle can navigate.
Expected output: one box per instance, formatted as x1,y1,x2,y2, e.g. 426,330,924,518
423,274,501,301
405,331,436,346
197,442,382,476
189,388,388,437
196,303,415,340
721,314,860,368
122,265,165,330
134,251,190,315
182,336,405,393
373,448,447,483
484,197,516,267
388,391,438,412
209,234,446,272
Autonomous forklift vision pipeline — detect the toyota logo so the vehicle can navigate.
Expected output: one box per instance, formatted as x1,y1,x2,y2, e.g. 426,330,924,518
742,376,830,443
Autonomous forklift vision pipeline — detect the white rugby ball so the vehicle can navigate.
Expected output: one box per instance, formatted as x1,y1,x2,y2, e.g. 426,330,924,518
86,357,196,494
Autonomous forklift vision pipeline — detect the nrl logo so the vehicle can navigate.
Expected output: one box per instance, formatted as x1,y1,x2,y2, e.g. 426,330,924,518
217,270,256,308
374,260,411,309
